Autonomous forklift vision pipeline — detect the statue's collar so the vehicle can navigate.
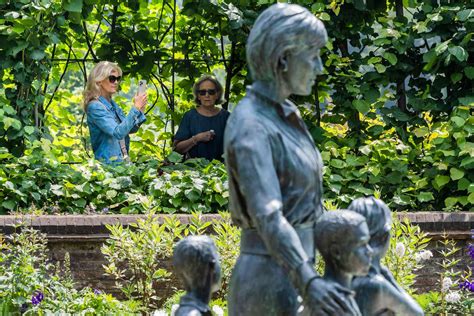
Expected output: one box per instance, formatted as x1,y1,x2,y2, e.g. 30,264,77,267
246,86,299,119
178,293,211,313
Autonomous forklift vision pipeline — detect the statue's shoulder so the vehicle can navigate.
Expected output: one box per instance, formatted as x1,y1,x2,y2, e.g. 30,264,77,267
353,274,387,293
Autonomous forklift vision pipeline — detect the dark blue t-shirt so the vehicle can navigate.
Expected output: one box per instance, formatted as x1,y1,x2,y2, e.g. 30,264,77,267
175,108,230,161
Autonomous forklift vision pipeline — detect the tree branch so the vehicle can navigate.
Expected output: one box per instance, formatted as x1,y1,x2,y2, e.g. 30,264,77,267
44,47,72,113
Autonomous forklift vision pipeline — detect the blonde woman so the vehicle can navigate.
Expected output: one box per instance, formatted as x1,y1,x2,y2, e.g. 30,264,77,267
83,61,147,163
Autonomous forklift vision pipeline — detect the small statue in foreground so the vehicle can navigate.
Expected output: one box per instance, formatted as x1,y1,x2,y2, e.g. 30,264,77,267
173,236,221,316
311,210,373,316
349,197,424,316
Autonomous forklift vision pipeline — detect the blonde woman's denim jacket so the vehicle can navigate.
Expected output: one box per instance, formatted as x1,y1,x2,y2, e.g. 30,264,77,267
86,96,146,163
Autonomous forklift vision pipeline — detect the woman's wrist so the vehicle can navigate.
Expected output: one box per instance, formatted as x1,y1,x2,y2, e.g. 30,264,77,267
191,135,198,145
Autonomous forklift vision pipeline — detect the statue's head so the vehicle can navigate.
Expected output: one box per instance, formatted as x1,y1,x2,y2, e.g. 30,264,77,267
246,3,328,96
173,236,221,293
348,196,392,261
315,210,373,276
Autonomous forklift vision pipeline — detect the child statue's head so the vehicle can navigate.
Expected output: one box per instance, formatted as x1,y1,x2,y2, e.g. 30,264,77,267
173,235,221,294
315,210,373,277
348,196,392,261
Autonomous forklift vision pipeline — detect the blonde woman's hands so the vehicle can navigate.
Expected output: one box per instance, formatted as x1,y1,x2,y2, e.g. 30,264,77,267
133,93,147,112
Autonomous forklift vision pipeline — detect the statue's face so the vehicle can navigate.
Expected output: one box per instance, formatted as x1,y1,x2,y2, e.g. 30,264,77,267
282,45,323,96
340,222,373,276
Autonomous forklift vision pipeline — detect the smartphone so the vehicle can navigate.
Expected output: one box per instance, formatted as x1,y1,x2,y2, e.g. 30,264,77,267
137,80,147,95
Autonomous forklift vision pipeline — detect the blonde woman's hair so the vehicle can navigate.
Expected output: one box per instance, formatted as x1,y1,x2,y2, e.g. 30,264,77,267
82,61,122,110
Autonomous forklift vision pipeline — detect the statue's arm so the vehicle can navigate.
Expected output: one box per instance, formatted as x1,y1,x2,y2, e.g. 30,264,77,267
378,278,424,316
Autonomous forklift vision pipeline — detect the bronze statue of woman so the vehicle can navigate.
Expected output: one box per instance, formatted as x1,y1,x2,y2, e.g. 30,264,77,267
224,3,359,315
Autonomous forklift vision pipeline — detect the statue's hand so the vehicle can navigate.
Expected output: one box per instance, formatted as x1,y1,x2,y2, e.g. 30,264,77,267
304,278,359,316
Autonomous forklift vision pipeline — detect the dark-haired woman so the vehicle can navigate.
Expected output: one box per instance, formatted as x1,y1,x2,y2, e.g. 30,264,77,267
173,75,230,162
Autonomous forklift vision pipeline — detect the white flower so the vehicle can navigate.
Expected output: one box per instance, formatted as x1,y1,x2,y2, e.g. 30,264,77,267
394,242,405,257
415,250,433,262
212,305,224,316
420,250,433,260
441,277,453,292
445,291,461,303
171,304,179,316
151,310,168,316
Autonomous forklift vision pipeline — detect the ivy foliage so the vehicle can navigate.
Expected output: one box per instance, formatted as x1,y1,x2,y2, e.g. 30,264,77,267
0,145,228,214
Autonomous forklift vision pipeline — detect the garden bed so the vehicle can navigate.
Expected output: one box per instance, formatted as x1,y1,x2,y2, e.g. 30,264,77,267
1,212,472,295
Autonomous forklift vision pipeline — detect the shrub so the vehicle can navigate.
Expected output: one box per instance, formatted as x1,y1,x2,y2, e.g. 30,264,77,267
0,225,140,315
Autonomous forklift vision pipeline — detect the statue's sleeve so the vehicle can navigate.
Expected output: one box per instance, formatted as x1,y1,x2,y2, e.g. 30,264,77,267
227,118,319,295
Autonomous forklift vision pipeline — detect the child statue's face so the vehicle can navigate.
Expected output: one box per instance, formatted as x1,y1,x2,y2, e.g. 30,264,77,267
340,222,373,276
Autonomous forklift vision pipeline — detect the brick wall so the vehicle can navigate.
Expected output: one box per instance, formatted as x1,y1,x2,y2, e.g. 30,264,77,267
0,213,472,299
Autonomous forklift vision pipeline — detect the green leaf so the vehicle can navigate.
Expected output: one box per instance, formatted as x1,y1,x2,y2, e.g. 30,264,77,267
24,126,35,135
106,190,117,199
417,192,434,202
468,192,474,204
30,50,46,61
375,64,386,73
434,40,450,56
444,197,458,209
383,52,397,65
184,189,200,202
423,50,437,71
330,159,346,169
167,151,182,163
448,46,468,62
215,194,227,207
1,200,16,210
460,157,474,168
7,41,28,57
457,9,474,21
433,175,450,189
458,96,474,106
457,178,470,191
450,168,465,181
451,116,465,127
3,117,21,130
413,127,429,137
63,0,83,13
368,57,382,64
318,12,330,21
450,73,462,83
353,100,370,114
465,67,474,80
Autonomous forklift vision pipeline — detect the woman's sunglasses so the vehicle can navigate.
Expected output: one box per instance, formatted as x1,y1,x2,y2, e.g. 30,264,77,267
198,89,217,96
108,75,122,83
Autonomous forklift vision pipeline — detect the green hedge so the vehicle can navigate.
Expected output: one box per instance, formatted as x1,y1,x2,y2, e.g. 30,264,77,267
1,106,472,214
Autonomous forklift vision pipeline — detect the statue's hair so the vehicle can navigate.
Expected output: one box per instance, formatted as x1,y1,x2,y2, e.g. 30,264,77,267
82,61,122,110
246,3,327,82
173,235,218,290
348,196,391,237
315,210,367,264
192,75,225,105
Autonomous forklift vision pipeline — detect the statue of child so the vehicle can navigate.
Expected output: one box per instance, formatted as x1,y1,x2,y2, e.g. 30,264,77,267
349,197,424,316
173,236,221,316
313,210,374,316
